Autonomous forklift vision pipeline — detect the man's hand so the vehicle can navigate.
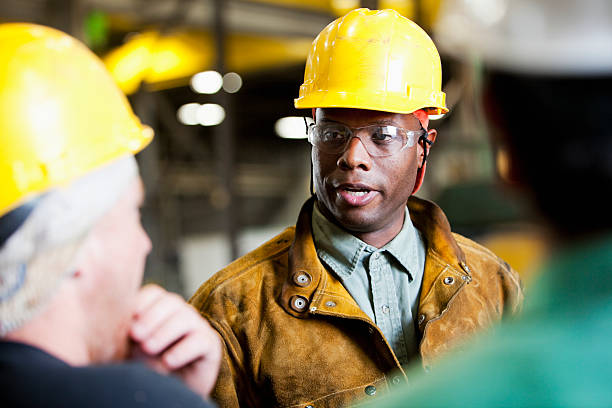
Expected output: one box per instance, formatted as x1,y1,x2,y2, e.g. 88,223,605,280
129,284,222,399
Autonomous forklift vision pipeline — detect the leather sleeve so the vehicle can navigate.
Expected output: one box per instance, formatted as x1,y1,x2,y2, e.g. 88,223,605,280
191,284,258,408
209,339,241,408
498,260,524,316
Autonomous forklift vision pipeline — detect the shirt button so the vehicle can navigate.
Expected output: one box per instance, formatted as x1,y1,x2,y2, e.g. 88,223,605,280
325,300,336,308
382,305,390,314
290,295,309,312
293,271,312,287
443,276,455,285
364,385,377,396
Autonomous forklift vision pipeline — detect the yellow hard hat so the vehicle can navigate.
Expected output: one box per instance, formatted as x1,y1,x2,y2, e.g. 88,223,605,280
0,23,153,217
295,8,448,115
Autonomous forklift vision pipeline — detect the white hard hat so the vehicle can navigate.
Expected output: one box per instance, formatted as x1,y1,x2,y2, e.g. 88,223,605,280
434,0,612,75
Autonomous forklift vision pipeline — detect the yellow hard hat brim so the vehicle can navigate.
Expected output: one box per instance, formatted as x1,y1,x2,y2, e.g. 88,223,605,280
294,89,448,115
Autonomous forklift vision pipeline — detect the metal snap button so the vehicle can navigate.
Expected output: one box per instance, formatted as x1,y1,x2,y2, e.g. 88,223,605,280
325,300,336,308
461,275,473,283
382,304,390,314
293,271,312,287
391,376,402,385
443,276,454,285
290,295,309,312
418,314,426,325
364,385,376,396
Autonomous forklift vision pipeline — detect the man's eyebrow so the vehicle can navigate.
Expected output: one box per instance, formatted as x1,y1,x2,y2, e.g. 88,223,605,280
319,118,399,126
370,119,399,126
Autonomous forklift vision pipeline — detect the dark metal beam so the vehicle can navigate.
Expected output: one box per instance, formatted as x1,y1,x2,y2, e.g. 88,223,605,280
213,0,239,260
360,0,379,9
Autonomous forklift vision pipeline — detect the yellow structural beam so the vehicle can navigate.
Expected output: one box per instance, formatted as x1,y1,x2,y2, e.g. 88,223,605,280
103,30,312,94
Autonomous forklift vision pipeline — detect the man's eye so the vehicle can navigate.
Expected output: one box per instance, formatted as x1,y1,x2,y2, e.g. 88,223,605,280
322,130,346,142
371,131,394,143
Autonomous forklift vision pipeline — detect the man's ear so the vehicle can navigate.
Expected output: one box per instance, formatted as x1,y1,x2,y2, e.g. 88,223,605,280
412,129,437,195
312,108,316,121
424,129,437,147
418,129,437,167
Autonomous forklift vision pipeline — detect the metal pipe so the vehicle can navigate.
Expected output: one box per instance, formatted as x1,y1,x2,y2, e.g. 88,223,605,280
212,0,239,260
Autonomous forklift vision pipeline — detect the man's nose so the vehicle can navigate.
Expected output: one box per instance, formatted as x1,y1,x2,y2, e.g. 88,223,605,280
337,135,372,170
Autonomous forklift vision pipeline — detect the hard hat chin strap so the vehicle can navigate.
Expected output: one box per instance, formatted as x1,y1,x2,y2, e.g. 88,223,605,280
418,130,433,169
412,128,433,195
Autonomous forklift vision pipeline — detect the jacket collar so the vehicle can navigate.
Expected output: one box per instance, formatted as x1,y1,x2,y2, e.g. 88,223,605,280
278,196,472,373
407,196,467,267
279,196,469,319
280,197,367,320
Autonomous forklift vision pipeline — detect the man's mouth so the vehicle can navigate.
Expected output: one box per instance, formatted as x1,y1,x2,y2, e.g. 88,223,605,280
343,187,370,197
336,184,377,206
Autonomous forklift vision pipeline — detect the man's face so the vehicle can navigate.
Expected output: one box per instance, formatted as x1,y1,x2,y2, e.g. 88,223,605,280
312,108,423,238
83,177,152,362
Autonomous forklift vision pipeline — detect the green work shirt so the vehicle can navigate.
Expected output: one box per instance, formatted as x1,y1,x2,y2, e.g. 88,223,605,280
312,202,426,365
368,233,612,407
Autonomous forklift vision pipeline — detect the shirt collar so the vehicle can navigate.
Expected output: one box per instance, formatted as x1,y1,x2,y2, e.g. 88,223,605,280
312,202,421,280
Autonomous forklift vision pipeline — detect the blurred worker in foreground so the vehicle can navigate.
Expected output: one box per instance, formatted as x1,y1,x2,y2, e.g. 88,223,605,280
370,0,612,406
191,8,522,407
0,23,221,407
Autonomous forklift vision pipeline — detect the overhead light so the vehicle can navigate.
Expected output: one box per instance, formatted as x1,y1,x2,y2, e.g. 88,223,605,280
197,103,226,126
222,72,242,93
275,116,308,139
177,102,200,125
190,70,223,94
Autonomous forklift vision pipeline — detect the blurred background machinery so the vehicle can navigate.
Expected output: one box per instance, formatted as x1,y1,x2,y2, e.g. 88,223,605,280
0,0,545,296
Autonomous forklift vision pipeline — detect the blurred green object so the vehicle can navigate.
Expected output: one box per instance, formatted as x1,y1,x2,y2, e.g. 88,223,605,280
364,234,612,407
84,10,109,50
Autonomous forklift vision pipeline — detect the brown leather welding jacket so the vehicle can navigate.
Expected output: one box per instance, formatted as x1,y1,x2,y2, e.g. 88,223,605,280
190,196,523,408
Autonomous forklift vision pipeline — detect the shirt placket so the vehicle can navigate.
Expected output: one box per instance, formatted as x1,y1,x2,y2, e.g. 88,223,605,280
368,250,410,365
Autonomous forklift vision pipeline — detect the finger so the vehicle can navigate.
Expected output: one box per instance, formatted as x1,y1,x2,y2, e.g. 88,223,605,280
161,327,221,371
133,284,166,317
130,291,185,342
140,308,200,355
180,360,221,399
130,344,169,374
169,333,223,398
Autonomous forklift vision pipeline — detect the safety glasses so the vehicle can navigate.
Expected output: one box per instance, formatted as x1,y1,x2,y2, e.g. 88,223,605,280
307,122,425,157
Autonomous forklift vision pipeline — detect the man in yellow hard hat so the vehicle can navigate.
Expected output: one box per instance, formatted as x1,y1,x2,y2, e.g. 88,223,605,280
191,8,522,407
0,23,221,407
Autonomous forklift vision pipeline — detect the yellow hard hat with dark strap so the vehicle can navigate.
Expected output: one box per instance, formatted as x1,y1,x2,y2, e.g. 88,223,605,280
0,23,153,218
295,8,448,115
